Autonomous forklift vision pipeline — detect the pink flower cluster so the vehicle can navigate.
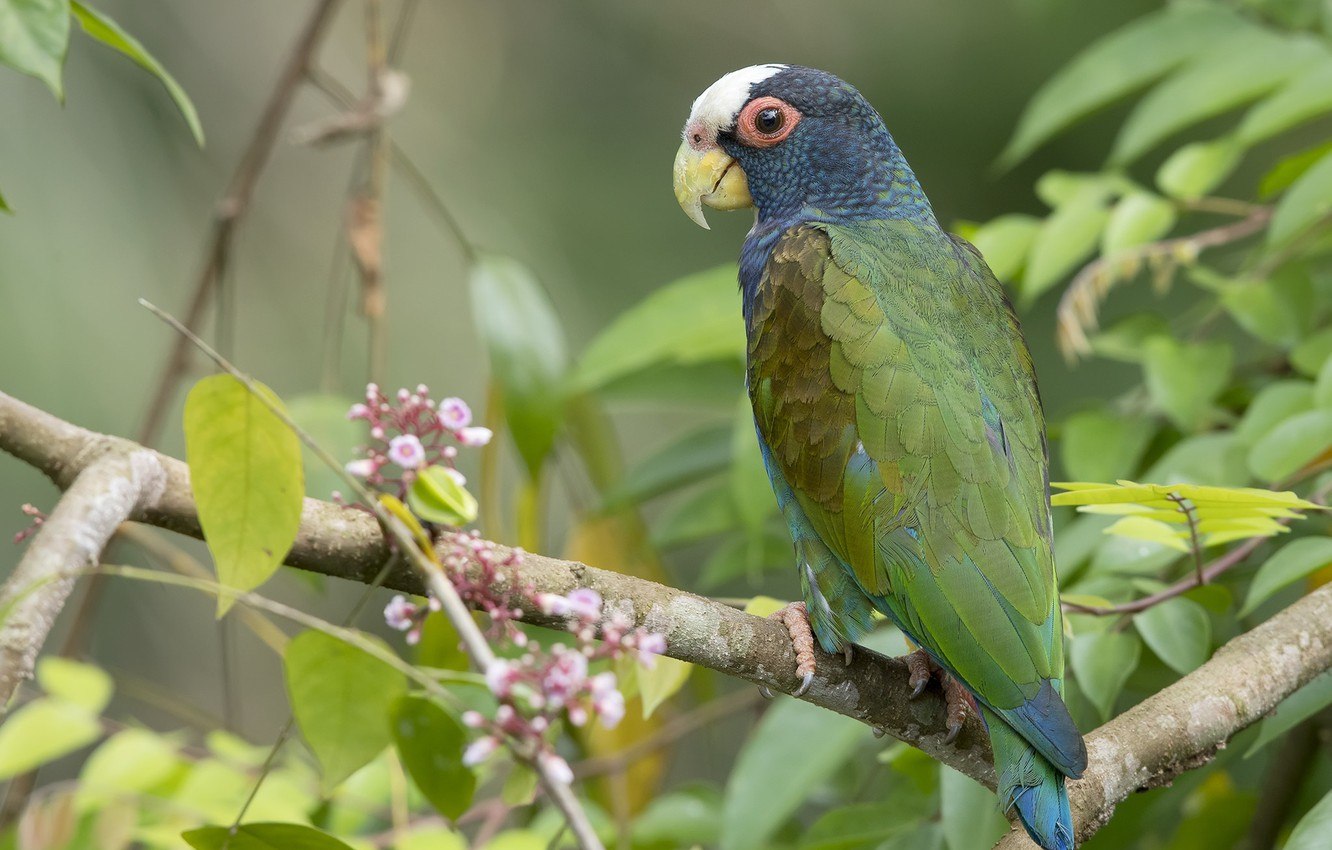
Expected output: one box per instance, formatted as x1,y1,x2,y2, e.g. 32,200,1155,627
343,384,492,498
383,537,667,782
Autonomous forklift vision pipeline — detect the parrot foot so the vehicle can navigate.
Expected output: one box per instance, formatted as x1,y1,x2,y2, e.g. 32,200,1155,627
904,649,973,744
767,601,817,698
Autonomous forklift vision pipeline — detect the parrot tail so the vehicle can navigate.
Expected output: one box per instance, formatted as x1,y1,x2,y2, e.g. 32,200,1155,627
982,706,1075,850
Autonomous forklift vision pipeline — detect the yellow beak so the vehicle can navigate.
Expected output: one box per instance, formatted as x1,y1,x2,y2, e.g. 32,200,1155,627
672,141,753,230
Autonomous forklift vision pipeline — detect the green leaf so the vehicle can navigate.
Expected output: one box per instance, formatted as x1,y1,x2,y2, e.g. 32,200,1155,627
36,656,112,713
1269,149,1332,246
1023,184,1111,303
1108,31,1323,165
597,359,745,408
286,394,361,500
184,374,304,616
0,0,70,99
720,697,868,850
1285,788,1332,850
574,265,744,392
1059,410,1154,482
1292,327,1332,376
1142,336,1233,430
182,823,355,850
1240,536,1332,616
699,532,792,589
967,214,1040,283
501,763,538,806
1317,355,1332,409
395,827,468,850
0,697,100,779
1237,59,1332,146
1236,380,1315,446
1070,630,1141,720
997,3,1246,168
941,766,1008,850
602,425,732,509
284,630,407,791
390,695,475,820
1155,140,1243,200
469,254,569,479
1103,191,1178,252
1088,313,1172,363
801,799,927,850
639,656,693,719
1219,270,1315,347
1260,139,1332,198
79,727,181,804
1248,408,1332,481
1245,671,1332,756
1134,597,1211,673
632,785,723,849
70,2,204,145
408,465,478,526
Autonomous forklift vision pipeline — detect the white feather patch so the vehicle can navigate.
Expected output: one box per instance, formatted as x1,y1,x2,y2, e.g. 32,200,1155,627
684,64,787,145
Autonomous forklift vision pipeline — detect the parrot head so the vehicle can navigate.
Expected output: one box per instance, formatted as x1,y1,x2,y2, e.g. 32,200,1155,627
673,65,931,230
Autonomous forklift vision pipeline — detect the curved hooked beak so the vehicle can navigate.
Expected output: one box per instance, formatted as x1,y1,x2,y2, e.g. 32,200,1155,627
672,142,753,230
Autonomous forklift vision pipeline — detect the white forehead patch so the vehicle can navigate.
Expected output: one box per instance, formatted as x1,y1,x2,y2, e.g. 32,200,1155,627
684,64,787,143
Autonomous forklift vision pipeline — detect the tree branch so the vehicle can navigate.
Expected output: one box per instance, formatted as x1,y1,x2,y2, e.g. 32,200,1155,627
5,387,1332,850
0,439,167,709
995,579,1332,849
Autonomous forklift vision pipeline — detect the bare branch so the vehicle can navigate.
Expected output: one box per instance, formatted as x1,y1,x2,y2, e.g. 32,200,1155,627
0,443,166,708
995,579,1332,849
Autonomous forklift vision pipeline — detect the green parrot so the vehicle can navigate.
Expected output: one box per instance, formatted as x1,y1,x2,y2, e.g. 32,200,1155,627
672,65,1087,850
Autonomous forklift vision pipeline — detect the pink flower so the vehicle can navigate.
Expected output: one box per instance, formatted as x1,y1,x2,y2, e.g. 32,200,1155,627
540,751,574,785
537,593,572,616
438,397,472,430
345,458,377,478
462,736,499,767
566,588,602,621
387,434,426,469
590,672,625,728
444,467,467,487
637,632,667,668
485,660,516,697
457,426,493,447
542,647,588,707
384,595,417,631
462,711,485,728
348,403,369,419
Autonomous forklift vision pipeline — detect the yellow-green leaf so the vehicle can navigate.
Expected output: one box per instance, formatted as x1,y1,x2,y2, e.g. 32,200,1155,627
408,465,478,527
639,656,693,719
1248,409,1332,482
0,697,100,779
1103,191,1178,251
1102,516,1191,552
967,214,1041,283
36,656,112,714
1156,140,1242,200
79,728,181,806
1023,184,1112,304
184,374,304,616
284,630,407,791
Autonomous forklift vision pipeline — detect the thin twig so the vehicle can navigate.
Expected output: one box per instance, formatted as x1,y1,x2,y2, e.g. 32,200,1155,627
137,0,344,445
1057,207,1272,360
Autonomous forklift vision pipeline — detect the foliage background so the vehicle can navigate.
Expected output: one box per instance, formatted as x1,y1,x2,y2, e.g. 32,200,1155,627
2,1,1331,849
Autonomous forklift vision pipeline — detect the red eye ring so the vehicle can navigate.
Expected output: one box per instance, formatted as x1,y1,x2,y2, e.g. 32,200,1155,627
736,96,800,148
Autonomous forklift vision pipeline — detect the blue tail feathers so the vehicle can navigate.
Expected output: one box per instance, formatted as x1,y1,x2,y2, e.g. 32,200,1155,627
982,707,1076,850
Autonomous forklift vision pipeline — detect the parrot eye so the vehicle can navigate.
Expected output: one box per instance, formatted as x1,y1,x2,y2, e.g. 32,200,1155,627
755,108,783,134
735,96,800,148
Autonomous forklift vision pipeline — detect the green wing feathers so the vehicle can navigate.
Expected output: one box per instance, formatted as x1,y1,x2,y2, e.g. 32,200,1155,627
747,221,1086,777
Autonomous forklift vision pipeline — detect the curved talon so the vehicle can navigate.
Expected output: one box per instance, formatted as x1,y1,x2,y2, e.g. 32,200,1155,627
758,685,774,700
872,726,886,739
905,649,933,700
792,670,815,698
843,644,854,666
944,722,963,745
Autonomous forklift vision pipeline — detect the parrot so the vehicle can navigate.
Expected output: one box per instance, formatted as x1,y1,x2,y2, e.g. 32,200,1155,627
671,65,1087,850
